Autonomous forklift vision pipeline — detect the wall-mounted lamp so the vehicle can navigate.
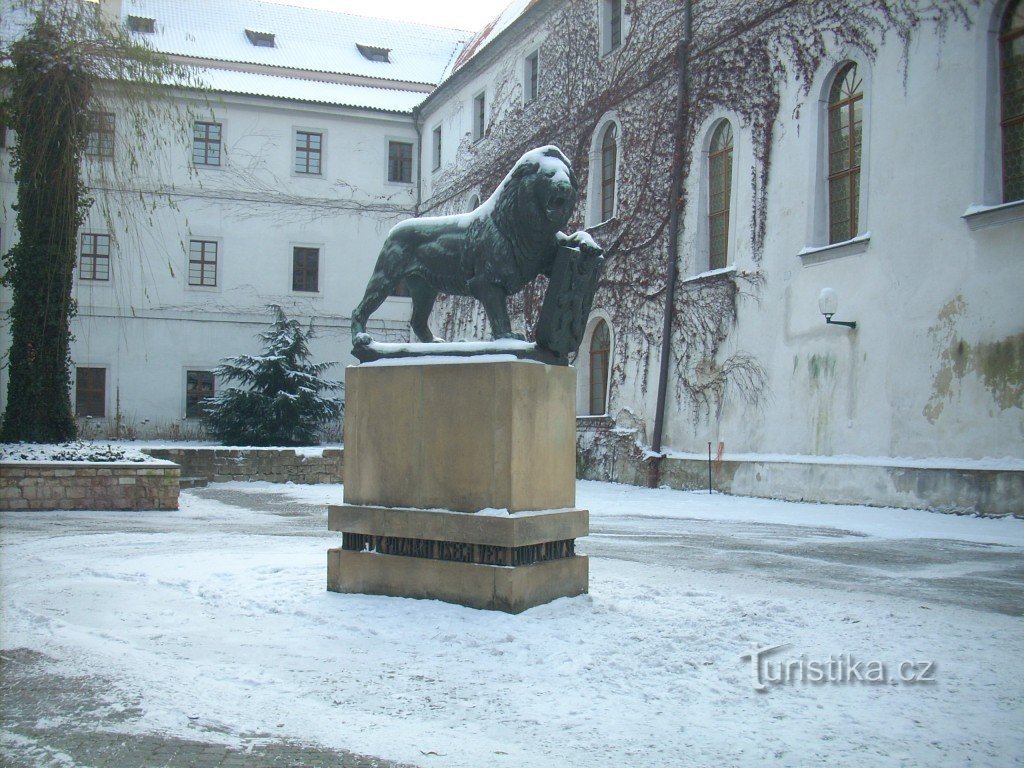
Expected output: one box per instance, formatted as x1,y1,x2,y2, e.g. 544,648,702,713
818,287,857,329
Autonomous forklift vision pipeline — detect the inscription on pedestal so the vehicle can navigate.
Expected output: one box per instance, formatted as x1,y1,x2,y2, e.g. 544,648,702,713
341,532,576,567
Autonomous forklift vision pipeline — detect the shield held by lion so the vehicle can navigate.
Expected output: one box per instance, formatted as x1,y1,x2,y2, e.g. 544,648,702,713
350,146,603,352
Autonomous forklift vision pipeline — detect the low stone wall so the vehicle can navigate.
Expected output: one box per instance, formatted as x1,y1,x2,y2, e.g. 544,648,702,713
657,458,1024,518
141,447,343,487
575,425,1023,517
0,462,180,511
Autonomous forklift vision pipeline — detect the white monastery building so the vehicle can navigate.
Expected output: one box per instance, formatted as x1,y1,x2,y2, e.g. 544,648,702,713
1,0,1022,513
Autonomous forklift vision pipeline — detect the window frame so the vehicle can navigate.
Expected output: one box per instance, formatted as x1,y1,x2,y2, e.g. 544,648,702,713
187,238,219,289
802,59,872,255
79,232,111,282
293,128,325,177
291,244,321,294
600,0,624,56
587,114,622,227
85,111,115,160
387,139,414,184
431,125,442,171
600,123,618,222
826,62,865,245
245,29,275,47
472,91,487,143
575,315,614,417
127,15,155,33
357,43,391,62
184,369,215,420
707,120,734,271
588,319,611,416
192,120,223,168
999,0,1024,202
75,366,107,418
524,50,540,104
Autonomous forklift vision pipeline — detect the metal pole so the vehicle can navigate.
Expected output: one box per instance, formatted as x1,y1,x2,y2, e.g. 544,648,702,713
651,0,693,457
708,442,712,494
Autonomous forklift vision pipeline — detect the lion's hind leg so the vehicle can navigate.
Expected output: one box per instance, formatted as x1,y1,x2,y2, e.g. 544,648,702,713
351,269,395,347
406,275,444,343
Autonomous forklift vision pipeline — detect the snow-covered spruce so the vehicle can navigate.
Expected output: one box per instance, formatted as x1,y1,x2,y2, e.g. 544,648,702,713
201,306,343,446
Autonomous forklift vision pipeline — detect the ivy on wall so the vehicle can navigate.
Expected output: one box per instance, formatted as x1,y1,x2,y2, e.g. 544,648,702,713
0,0,201,440
426,0,974,434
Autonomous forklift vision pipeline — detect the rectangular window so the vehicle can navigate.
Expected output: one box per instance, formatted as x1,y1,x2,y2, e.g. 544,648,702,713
432,125,442,170
75,367,106,418
245,29,275,47
185,370,215,419
292,246,319,292
192,121,222,167
609,0,622,50
388,141,413,183
127,15,155,33
79,233,110,281
86,112,115,158
294,130,322,175
357,43,390,62
188,240,218,287
524,51,539,104
473,93,486,142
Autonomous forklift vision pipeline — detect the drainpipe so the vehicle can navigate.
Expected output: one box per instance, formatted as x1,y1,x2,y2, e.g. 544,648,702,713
649,0,692,484
412,105,423,216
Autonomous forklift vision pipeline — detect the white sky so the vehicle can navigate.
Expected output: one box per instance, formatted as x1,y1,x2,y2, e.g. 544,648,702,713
262,0,511,32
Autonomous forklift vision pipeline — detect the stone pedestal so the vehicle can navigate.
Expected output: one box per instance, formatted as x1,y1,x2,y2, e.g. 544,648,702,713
328,359,589,613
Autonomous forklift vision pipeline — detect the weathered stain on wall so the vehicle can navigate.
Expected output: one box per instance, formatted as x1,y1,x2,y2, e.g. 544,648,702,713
976,333,1024,411
807,352,837,454
925,295,1023,422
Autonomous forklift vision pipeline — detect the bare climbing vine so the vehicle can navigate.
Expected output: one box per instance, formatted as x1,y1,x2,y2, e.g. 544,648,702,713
426,0,975,429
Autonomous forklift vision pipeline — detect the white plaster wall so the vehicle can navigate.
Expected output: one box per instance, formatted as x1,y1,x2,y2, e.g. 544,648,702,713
420,24,549,204
664,13,1024,461
418,2,1023,463
0,91,415,430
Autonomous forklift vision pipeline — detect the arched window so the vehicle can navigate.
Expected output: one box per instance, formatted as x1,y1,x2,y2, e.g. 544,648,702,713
827,63,864,243
1001,0,1024,201
707,121,733,270
600,123,618,221
589,320,610,415
467,193,480,212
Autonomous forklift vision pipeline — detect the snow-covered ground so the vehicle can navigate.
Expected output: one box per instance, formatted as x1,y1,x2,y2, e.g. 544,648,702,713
2,481,1022,767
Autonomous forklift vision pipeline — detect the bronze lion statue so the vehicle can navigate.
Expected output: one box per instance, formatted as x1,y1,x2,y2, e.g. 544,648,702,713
351,146,602,348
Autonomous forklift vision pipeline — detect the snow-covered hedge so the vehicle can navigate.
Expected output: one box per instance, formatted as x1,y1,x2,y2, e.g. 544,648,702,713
0,441,153,463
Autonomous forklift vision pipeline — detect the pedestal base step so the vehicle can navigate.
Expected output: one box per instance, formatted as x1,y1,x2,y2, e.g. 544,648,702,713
327,549,588,614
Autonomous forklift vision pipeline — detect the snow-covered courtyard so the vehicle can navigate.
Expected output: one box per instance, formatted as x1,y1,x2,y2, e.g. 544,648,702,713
2,480,1023,767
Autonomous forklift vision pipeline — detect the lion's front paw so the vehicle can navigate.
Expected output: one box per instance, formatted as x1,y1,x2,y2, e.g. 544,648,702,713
430,336,446,343
353,332,373,347
497,331,527,341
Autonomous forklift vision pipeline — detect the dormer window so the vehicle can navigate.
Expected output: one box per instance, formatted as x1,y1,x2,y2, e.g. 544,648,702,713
245,29,276,48
357,44,391,63
127,15,155,33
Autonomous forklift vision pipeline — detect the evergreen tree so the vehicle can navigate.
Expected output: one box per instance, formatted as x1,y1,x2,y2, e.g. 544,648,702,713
202,306,343,446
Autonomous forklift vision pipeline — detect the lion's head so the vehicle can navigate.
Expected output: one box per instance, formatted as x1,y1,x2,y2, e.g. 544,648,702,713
490,146,579,235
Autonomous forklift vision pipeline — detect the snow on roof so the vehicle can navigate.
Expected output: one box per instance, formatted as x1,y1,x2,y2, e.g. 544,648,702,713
444,0,542,80
126,0,470,87
194,67,426,112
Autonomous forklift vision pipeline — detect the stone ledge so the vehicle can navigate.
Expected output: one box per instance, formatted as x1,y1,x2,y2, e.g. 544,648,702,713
0,462,180,512
141,447,343,485
328,504,589,548
576,437,1024,517
327,549,589,614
